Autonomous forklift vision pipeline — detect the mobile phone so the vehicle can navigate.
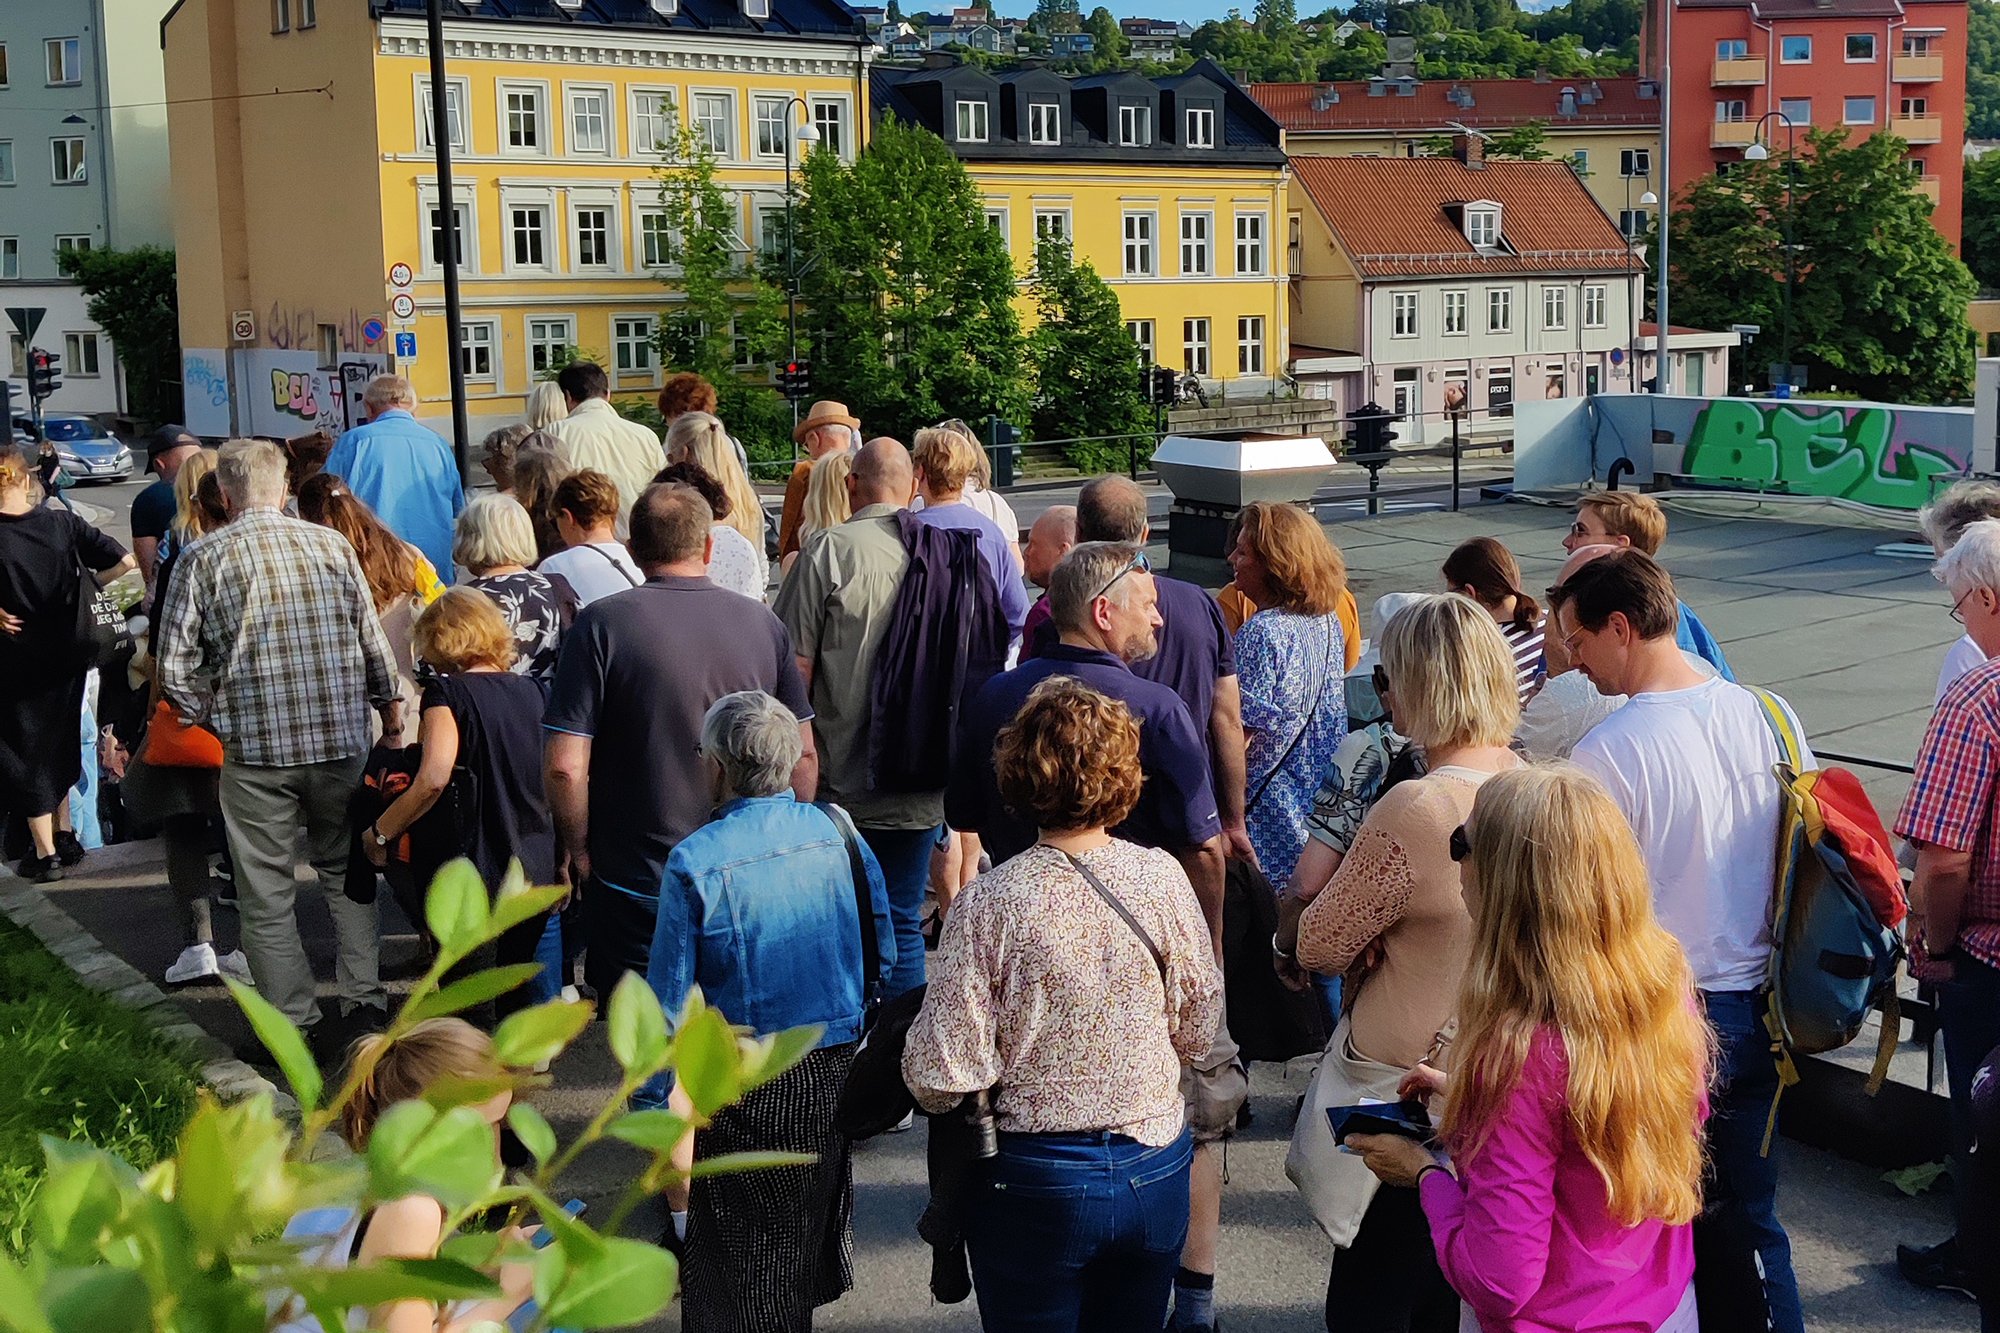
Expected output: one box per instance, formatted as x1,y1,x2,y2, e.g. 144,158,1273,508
1326,1099,1433,1145
530,1198,588,1250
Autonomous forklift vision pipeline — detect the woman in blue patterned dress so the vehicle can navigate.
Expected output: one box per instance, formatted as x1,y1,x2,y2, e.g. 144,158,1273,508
1227,501,1350,889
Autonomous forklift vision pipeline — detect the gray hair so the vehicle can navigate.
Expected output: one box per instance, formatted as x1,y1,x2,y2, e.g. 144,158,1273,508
363,374,415,412
216,438,286,509
1919,480,2000,555
700,691,804,799
453,493,539,573
1049,541,1144,632
1936,517,2000,598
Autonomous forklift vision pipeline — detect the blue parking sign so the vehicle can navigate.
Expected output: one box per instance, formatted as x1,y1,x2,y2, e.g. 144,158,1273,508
395,332,418,359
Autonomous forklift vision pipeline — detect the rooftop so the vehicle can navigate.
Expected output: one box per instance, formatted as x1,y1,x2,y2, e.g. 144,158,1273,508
1677,0,1955,14
1250,75,1659,133
367,0,863,40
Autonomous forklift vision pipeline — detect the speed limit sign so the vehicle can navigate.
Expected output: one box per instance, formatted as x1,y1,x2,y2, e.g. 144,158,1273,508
388,262,414,289
391,293,416,321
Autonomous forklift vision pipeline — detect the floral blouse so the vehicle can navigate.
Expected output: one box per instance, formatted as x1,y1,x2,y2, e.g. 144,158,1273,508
467,570,568,681
707,523,770,602
1238,608,1349,888
902,841,1224,1146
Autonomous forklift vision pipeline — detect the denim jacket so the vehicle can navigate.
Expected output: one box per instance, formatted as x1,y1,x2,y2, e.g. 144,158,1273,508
647,793,895,1050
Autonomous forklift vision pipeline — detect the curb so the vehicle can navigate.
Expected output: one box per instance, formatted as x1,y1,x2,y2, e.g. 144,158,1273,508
0,873,299,1120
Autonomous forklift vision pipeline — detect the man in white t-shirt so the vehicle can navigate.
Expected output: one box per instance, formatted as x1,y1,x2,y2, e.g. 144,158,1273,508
1555,549,1808,1333
538,469,643,607
1919,480,2000,704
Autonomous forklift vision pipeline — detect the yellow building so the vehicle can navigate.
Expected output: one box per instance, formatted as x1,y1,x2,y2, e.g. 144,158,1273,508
1250,77,1665,244
164,0,872,440
871,59,1291,390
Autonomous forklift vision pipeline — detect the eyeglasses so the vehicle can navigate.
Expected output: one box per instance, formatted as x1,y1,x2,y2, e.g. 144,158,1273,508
1567,520,1596,540
1091,551,1152,603
1449,824,1472,863
1950,587,1981,624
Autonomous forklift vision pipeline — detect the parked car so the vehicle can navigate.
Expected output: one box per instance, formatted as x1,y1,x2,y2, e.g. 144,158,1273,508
7,413,134,482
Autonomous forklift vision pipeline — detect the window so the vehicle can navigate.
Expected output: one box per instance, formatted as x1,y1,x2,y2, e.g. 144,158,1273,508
1128,319,1155,363
693,94,734,157
1716,38,1748,59
575,207,611,268
428,202,469,268
1488,366,1514,416
1029,102,1062,145
1779,97,1811,125
760,206,789,265
1902,96,1929,117
633,91,674,154
1583,283,1607,329
639,210,674,267
419,79,468,153
1119,104,1152,146
0,141,12,186
1619,208,1651,239
1391,291,1418,338
510,206,549,268
1123,212,1155,276
1035,209,1072,242
1846,32,1876,61
1185,106,1215,148
1183,318,1210,376
1569,149,1589,176
569,88,611,153
1716,99,1747,122
1910,155,1927,177
299,0,317,28
1440,290,1472,334
811,99,846,157
1180,212,1211,275
1234,213,1265,274
1238,317,1264,375
1844,95,1876,124
0,45,9,89
1288,213,1302,275
51,137,85,184
0,238,15,280
1620,147,1651,177
527,318,574,377
1465,207,1498,247
1903,33,1936,56
956,99,989,143
272,0,290,33
56,235,91,255
504,86,546,152
614,316,657,375
1780,35,1811,62
983,206,1008,246
1487,287,1512,333
754,96,789,157
459,322,496,381
1542,285,1567,331
46,38,81,86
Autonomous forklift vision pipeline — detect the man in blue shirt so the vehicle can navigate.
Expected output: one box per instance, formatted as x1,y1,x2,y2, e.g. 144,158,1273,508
323,373,463,576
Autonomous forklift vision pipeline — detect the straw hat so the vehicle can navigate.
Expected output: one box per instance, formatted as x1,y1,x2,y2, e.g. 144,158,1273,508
793,399,861,444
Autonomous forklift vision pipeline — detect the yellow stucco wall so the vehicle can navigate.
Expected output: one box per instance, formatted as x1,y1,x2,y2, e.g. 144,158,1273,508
1285,179,1361,355
1972,298,2000,355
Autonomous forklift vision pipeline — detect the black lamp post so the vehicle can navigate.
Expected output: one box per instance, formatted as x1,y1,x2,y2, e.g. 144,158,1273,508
780,97,820,428
1743,110,1800,396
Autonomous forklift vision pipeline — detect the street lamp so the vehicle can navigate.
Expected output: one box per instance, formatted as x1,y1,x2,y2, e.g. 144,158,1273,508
1624,174,1658,394
780,99,820,427
1743,110,1799,396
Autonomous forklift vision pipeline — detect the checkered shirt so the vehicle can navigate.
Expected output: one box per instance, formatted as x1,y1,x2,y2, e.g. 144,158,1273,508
157,506,401,767
1895,656,2000,973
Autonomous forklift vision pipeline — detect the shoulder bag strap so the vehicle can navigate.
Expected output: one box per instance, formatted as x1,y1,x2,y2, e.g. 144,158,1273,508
1059,850,1169,1004
585,543,641,587
817,802,881,1003
1747,685,1804,774
1248,615,1342,812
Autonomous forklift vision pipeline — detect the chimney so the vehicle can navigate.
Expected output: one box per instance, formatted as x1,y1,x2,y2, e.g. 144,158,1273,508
921,49,960,69
1453,132,1484,168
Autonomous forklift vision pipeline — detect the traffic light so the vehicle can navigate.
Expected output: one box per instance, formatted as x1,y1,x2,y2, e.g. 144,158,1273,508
775,360,811,402
26,348,62,401
1347,400,1399,455
1147,366,1178,406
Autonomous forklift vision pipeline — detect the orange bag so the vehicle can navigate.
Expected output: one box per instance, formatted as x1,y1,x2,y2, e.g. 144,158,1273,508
143,699,224,770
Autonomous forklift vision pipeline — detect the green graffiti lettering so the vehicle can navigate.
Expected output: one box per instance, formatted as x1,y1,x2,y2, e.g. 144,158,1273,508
1680,402,1967,511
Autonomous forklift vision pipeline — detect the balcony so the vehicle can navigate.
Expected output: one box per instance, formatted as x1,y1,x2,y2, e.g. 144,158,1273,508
1712,57,1767,84
1893,54,1944,82
1889,115,1943,143
1914,174,1941,204
1711,118,1759,148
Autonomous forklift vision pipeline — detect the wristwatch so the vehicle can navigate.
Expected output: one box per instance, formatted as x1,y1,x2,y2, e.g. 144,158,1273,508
1272,932,1294,963
368,824,389,850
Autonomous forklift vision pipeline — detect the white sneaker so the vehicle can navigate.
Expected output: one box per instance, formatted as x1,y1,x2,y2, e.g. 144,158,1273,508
888,1110,916,1133
165,943,220,986
215,950,255,985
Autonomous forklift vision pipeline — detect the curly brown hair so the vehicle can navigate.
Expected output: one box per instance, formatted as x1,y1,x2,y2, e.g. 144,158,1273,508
657,372,718,421
1237,501,1346,616
994,677,1144,833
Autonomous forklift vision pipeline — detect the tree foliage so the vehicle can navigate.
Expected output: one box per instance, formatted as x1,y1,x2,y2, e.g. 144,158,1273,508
1027,237,1152,469
1033,0,1081,32
1666,129,1976,404
1084,6,1129,68
1972,0,2000,139
53,245,181,425
1182,5,1630,84
1967,151,2000,294
793,119,1030,442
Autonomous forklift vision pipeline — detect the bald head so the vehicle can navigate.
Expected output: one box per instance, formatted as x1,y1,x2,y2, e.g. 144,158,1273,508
1557,543,1622,584
1545,543,1624,676
849,436,914,508
1023,505,1078,587
1077,476,1149,544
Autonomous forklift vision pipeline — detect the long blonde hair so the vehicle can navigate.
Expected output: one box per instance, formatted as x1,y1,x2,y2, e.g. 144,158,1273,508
666,411,763,549
525,382,568,431
1445,765,1711,1227
800,447,853,538
171,448,221,542
337,1017,504,1150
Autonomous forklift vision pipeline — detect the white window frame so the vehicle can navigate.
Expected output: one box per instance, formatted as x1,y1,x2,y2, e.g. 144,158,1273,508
1844,95,1877,125
566,84,614,156
1123,210,1156,277
1119,103,1153,147
421,187,478,275
526,316,577,379
1569,148,1589,175
1029,101,1062,146
298,0,317,28
1621,147,1651,177
1717,98,1748,122
56,234,91,255
1845,32,1877,62
631,88,677,156
1465,207,1498,247
417,75,470,154
272,0,290,34
1583,283,1607,329
691,90,737,159
459,321,498,383
1183,317,1210,376
0,140,13,186
572,201,616,271
1035,208,1072,243
1237,316,1264,375
1185,106,1215,149
1442,289,1468,336
1487,287,1513,333
1542,284,1568,331
505,196,555,273
810,96,850,160
636,206,676,269
983,204,1009,249
1902,33,1935,57
45,37,81,86
956,98,989,143
0,238,17,281
1779,98,1812,125
1391,291,1418,338
51,137,86,185
0,45,9,91
613,315,658,377
1619,208,1651,239
1716,38,1748,59
1780,34,1812,63
753,94,791,160
63,332,100,378
1179,211,1211,276
1234,211,1266,275
500,82,550,155
1128,318,1155,363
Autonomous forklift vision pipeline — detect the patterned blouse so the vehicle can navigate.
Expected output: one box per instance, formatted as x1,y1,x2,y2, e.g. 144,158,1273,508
707,524,770,602
1237,608,1349,888
467,570,568,682
902,841,1224,1146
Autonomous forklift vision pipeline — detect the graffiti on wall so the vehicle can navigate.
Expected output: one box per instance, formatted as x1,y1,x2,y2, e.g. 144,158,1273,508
1680,400,1971,511
181,350,233,438
236,350,388,438
264,304,384,355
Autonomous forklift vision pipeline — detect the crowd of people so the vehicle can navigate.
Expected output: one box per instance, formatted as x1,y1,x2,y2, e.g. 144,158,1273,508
0,368,1994,1333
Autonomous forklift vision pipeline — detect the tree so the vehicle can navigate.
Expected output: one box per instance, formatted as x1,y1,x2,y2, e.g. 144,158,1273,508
1034,0,1081,33
1667,128,1976,403
1027,237,1152,469
1967,151,2000,292
885,0,901,18
1972,0,2000,139
793,118,1030,442
54,245,180,424
1085,6,1128,67
1255,0,1299,37
651,112,791,473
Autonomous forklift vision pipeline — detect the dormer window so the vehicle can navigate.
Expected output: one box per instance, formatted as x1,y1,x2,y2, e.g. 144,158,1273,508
956,98,989,143
743,0,770,18
1119,104,1152,147
1185,106,1215,148
1465,205,1500,248
1029,101,1061,145
650,0,678,14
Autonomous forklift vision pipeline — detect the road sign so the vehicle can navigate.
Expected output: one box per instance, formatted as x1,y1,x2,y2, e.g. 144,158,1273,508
1609,347,1625,366
363,318,386,343
388,262,414,289
391,293,416,321
231,310,256,342
395,332,417,359
4,307,46,342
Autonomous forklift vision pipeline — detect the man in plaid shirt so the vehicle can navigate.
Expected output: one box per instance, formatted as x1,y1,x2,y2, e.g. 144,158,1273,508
158,439,404,1036
1895,515,2000,1301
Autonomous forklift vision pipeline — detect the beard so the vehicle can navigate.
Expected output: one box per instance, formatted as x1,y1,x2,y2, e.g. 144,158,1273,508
1119,628,1159,664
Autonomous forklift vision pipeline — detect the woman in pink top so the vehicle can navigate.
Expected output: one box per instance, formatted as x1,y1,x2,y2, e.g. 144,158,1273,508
1347,764,1711,1333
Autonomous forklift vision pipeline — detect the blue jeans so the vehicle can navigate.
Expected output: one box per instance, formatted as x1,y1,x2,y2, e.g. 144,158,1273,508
1697,989,1803,1333
527,911,565,1006
858,824,938,999
964,1130,1192,1333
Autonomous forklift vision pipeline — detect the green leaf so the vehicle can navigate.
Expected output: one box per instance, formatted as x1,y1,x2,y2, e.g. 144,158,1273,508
739,1024,824,1093
39,1267,150,1333
0,1255,54,1333
285,1256,500,1308
686,1150,817,1178
507,1104,557,1165
225,979,321,1114
425,859,493,959
366,1102,502,1210
490,999,593,1069
671,1003,743,1117
490,879,568,937
538,1235,676,1328
604,1109,691,1154
32,1149,124,1266
408,964,548,1022
174,1100,243,1254
606,973,669,1077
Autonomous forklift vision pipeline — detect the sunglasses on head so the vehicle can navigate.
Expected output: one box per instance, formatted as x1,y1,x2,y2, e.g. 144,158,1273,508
1091,551,1153,602
1449,824,1472,863
1370,664,1390,696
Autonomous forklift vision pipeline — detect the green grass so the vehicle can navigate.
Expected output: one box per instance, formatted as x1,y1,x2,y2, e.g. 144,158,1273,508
0,918,202,1255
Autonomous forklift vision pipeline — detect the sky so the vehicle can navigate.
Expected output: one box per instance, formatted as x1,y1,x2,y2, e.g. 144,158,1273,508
976,0,1564,26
